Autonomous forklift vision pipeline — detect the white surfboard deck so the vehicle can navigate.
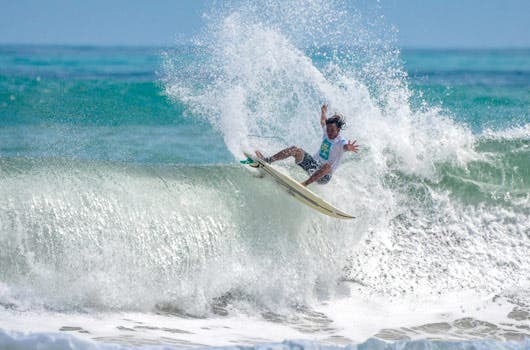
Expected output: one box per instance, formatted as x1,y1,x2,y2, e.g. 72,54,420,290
243,152,355,219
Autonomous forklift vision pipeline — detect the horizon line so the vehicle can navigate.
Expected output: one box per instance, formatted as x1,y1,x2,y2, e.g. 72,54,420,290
1,42,530,51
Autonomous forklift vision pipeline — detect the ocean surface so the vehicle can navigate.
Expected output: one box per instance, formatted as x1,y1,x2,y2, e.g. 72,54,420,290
1,1,530,349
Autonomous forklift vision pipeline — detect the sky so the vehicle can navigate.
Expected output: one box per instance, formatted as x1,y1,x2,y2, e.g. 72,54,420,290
1,0,529,48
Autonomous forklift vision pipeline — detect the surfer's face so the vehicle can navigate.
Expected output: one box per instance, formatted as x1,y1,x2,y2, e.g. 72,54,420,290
326,123,339,140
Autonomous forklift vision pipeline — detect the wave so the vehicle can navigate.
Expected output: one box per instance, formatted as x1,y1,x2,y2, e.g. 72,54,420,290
0,139,529,313
0,157,359,314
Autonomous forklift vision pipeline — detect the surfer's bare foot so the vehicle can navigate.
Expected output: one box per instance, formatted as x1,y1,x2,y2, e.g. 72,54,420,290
255,151,272,164
247,150,261,168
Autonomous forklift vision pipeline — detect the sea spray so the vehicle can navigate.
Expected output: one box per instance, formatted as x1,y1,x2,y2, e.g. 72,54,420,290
161,0,530,305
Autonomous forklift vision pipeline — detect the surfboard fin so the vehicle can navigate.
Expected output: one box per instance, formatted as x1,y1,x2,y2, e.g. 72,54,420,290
240,157,260,168
240,157,255,164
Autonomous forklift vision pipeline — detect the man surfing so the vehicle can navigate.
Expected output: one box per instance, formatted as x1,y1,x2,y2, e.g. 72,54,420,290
256,104,359,186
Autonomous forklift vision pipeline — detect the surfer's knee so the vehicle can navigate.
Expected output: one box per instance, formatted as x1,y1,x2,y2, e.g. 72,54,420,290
291,147,304,162
284,146,299,156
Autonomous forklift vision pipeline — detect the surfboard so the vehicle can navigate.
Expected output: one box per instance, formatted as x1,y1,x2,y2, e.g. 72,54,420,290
242,151,355,219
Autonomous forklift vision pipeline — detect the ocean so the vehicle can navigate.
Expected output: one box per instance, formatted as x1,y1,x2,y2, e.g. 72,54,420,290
1,1,529,349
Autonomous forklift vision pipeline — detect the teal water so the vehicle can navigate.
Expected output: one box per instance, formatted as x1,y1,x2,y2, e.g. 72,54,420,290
0,46,229,163
1,46,529,164
406,49,530,131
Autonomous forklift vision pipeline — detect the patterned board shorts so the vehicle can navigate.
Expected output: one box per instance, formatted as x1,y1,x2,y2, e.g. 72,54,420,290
296,151,332,184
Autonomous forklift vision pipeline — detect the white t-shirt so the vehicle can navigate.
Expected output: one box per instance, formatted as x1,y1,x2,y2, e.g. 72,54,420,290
313,126,347,173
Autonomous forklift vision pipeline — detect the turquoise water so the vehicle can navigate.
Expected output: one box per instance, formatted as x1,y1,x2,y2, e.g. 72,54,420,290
0,45,230,163
405,49,530,131
1,46,529,163
1,2,530,349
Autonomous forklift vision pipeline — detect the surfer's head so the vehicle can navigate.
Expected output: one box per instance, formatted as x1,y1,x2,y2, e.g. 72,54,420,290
325,115,345,139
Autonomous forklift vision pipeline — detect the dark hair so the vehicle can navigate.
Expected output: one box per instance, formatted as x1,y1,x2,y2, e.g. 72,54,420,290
326,114,346,129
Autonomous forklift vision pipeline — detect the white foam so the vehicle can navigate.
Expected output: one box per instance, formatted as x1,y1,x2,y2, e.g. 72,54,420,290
482,124,530,140
0,290,526,348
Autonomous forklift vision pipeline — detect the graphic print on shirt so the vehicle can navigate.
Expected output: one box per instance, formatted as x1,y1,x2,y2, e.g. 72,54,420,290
319,139,332,160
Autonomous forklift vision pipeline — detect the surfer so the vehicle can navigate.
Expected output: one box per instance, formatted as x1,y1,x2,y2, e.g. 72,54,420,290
256,104,359,186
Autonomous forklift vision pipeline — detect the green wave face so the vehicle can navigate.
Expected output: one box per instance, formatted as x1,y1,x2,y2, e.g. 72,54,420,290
391,137,530,207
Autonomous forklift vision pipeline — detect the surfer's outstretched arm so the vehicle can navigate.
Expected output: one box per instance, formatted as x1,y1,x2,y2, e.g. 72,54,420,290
301,163,331,186
321,103,327,127
344,140,359,153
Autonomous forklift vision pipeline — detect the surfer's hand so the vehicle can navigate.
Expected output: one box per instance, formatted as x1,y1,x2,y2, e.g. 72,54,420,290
345,140,359,152
321,104,328,126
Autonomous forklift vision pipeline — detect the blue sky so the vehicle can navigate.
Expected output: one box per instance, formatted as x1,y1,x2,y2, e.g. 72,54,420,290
1,0,529,48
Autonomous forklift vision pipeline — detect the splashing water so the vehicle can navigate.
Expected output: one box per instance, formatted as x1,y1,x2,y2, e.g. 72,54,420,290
161,0,530,305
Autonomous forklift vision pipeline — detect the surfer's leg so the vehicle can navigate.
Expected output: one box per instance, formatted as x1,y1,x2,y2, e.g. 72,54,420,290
256,147,303,163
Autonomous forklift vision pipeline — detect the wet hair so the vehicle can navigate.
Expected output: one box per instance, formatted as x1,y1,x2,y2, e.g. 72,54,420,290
325,114,346,129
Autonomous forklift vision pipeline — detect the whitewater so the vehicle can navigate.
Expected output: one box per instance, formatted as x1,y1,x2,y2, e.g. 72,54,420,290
1,0,529,348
